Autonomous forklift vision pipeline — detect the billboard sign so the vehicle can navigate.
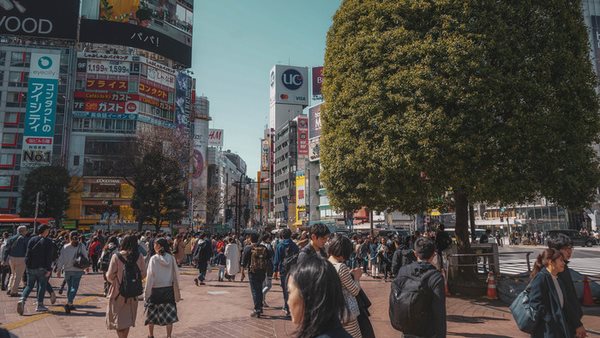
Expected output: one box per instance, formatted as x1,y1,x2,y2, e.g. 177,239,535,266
86,79,128,91
261,139,270,172
22,52,60,167
309,137,320,162
79,0,193,67
74,99,138,114
208,129,224,147
0,0,80,40
312,66,324,99
270,65,309,106
85,59,131,75
297,116,309,156
175,72,191,130
147,66,176,88
308,103,322,139
73,111,138,120
139,81,169,100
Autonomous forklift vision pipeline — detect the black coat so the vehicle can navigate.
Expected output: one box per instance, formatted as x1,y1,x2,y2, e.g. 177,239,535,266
529,268,572,338
558,265,583,336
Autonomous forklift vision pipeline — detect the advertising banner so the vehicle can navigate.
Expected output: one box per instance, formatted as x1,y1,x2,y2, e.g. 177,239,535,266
139,81,169,100
175,72,191,130
0,0,80,40
85,59,131,75
79,0,193,67
147,66,176,88
270,65,309,106
86,79,128,91
74,91,133,101
308,103,322,139
73,111,137,120
208,129,224,147
312,66,324,99
192,118,209,219
22,52,60,167
295,173,306,223
297,116,309,156
309,137,320,162
74,100,138,114
261,139,270,172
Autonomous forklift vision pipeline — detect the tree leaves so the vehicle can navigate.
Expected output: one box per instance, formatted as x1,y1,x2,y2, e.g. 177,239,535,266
20,166,71,222
322,0,600,217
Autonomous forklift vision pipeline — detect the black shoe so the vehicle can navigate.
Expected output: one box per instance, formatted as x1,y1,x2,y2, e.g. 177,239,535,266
194,278,199,286
250,311,260,318
64,304,71,314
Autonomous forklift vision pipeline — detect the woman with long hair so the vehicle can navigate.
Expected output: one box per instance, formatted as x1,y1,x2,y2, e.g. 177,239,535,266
106,235,146,338
287,256,351,338
328,234,363,338
528,248,572,338
145,238,181,338
99,236,120,296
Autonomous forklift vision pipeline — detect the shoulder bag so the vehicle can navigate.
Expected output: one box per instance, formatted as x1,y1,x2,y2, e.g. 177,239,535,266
73,244,91,269
509,285,538,334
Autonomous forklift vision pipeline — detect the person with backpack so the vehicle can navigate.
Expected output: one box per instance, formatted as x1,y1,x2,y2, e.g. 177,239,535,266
145,238,181,338
273,228,299,318
100,236,119,297
193,233,212,286
241,232,271,318
391,239,417,278
389,237,446,338
55,231,89,314
260,233,275,307
106,235,146,338
435,224,452,270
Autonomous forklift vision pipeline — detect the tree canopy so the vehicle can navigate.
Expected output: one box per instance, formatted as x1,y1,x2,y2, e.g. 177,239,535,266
322,0,600,243
20,166,71,223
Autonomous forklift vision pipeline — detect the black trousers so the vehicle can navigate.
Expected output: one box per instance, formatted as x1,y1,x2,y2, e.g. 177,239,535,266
248,272,266,313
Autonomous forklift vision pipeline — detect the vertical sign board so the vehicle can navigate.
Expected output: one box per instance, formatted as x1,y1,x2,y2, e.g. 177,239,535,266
22,53,60,167
591,16,600,84
297,116,309,156
295,173,306,222
312,66,324,100
208,129,224,147
308,103,322,162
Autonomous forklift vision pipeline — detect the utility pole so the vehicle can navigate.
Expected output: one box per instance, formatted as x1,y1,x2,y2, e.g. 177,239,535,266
33,191,40,234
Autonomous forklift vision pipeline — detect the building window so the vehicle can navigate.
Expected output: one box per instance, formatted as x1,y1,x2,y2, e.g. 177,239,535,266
6,92,26,108
73,155,80,166
0,51,6,65
0,197,9,209
8,71,28,87
0,176,12,189
10,52,30,67
2,133,17,147
0,154,16,168
4,112,20,125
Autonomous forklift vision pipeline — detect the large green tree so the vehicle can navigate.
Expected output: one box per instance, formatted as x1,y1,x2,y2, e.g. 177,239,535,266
20,166,71,223
322,0,600,252
130,146,187,232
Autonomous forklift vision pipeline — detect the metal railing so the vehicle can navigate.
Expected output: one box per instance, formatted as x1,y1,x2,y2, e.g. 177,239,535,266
447,251,534,276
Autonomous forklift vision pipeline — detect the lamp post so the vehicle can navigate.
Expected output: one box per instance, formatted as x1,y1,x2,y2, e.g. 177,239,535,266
33,191,40,234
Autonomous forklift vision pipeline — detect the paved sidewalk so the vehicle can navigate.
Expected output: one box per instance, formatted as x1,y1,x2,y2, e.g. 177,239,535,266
0,266,598,337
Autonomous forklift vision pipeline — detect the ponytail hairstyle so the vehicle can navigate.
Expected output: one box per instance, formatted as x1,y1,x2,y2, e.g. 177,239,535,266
155,238,171,256
531,248,563,278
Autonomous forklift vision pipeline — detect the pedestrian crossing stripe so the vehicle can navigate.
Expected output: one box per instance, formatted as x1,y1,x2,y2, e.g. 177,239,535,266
498,258,600,279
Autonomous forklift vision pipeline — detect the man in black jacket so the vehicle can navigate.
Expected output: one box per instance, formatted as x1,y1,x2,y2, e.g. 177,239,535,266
390,237,446,338
297,223,330,265
548,234,587,338
17,224,54,315
193,233,212,286
241,233,271,317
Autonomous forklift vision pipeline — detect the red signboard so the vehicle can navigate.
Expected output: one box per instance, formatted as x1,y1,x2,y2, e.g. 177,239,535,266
138,95,173,111
74,99,125,113
74,91,173,111
312,66,324,97
86,79,128,91
297,116,309,156
139,82,169,100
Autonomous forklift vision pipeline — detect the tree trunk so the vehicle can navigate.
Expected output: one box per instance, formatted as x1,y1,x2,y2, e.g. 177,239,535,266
154,218,161,233
454,189,470,252
469,203,476,242
137,215,144,232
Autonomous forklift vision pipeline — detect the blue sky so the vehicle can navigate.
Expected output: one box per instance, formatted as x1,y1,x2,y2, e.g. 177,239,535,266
191,0,341,175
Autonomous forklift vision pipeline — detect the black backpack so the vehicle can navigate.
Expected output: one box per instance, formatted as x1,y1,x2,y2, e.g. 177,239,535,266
402,249,416,266
99,247,116,271
282,244,299,272
389,268,437,335
116,253,143,300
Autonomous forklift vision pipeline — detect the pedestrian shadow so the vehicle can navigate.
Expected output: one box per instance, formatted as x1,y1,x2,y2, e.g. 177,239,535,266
448,332,512,338
447,315,509,323
258,314,289,320
208,284,246,288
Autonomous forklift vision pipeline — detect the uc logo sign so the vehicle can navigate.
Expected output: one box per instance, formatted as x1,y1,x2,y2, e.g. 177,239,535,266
282,69,303,90
38,56,53,69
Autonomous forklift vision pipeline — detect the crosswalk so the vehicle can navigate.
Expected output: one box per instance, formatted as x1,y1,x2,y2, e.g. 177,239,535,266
498,257,600,279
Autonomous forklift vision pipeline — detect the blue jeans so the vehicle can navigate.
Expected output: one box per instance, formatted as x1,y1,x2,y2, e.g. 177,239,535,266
248,272,265,313
65,270,84,304
280,272,289,312
21,268,47,305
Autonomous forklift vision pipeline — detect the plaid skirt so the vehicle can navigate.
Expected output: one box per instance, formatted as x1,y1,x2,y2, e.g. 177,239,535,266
144,303,178,326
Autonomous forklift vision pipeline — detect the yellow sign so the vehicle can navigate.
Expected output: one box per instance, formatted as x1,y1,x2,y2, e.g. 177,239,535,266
120,183,134,199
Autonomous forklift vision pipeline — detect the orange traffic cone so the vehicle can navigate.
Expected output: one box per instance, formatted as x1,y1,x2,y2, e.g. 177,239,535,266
582,276,594,306
486,271,498,300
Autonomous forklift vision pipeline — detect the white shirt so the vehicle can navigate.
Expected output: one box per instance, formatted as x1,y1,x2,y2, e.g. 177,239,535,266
551,274,564,308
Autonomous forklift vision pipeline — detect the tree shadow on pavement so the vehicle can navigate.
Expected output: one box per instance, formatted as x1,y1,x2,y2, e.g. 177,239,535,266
448,332,512,338
447,315,510,323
